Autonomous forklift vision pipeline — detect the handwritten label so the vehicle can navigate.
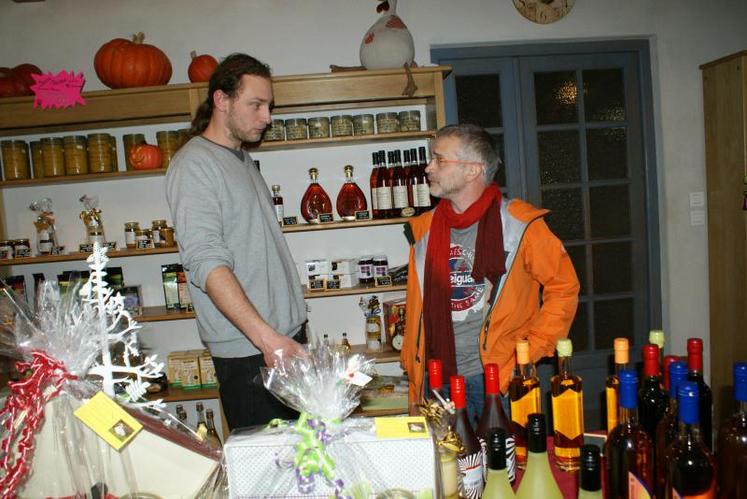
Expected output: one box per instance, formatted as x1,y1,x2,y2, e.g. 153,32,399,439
374,275,393,287
318,213,334,224
282,216,298,226
355,210,371,221
31,70,86,110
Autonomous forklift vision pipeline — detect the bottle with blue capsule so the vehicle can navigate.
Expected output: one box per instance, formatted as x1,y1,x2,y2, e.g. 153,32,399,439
717,362,747,498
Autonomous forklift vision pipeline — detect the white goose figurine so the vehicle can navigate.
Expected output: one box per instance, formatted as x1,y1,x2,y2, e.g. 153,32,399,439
360,0,415,70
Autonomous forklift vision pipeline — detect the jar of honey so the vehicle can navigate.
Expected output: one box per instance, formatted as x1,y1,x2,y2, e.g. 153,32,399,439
151,219,167,247
1,140,30,181
30,141,44,179
87,133,113,173
156,130,180,169
160,226,176,247
331,115,354,137
123,134,146,171
109,135,119,170
63,135,89,175
124,221,140,248
41,137,65,177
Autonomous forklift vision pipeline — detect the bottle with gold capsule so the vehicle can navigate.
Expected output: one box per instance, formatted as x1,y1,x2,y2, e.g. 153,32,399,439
605,338,630,434
509,339,541,469
551,338,584,471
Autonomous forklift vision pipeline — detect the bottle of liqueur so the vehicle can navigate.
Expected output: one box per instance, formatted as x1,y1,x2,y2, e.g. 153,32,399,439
482,428,515,498
605,369,654,499
578,444,603,499
638,344,668,442
176,404,189,428
655,360,689,499
339,332,352,354
428,358,448,401
336,164,368,221
450,375,484,498
606,337,630,433
271,184,284,225
369,152,380,219
686,338,713,449
300,167,332,223
509,339,541,469
417,145,433,212
666,381,716,498
476,363,516,483
649,329,665,365
662,354,680,394
205,408,223,449
375,150,394,218
550,338,584,471
391,150,411,217
195,401,209,441
402,149,414,209
717,362,747,499
515,413,562,499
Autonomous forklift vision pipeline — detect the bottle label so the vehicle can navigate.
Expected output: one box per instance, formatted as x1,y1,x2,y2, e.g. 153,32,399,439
479,434,516,483
416,183,431,207
392,185,409,209
376,187,393,210
606,384,619,432
457,451,484,499
371,186,379,211
672,481,715,499
510,386,541,427
274,204,284,222
551,388,584,440
628,471,653,499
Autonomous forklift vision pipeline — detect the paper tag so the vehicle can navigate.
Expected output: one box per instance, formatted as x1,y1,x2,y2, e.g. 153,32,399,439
31,70,86,109
375,416,430,439
74,391,142,450
341,368,372,387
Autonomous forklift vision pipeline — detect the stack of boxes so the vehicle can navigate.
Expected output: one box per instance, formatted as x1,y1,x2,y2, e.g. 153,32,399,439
166,349,217,390
303,257,359,291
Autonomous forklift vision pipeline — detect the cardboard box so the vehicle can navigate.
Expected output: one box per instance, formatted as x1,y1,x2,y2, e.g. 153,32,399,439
304,259,330,278
198,350,218,388
327,273,359,289
383,297,406,350
161,264,180,310
181,350,202,390
330,258,358,275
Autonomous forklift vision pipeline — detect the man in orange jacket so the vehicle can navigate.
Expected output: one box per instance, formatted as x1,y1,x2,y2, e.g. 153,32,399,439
401,123,580,421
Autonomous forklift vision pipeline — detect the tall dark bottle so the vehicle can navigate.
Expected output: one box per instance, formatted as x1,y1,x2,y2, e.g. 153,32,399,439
638,344,668,442
369,152,380,219
578,444,603,499
375,150,394,218
605,368,654,499
482,428,515,498
450,375,484,498
476,363,516,483
655,360,689,499
662,354,680,394
665,381,716,498
717,362,747,499
687,338,713,449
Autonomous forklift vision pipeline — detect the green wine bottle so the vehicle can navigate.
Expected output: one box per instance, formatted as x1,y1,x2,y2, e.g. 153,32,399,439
515,413,562,499
482,428,515,498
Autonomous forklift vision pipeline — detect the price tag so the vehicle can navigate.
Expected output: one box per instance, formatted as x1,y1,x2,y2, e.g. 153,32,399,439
326,279,341,290
282,216,298,226
374,275,393,287
31,70,86,110
74,391,142,450
318,213,334,224
355,210,371,221
375,416,431,439
79,243,94,253
308,277,326,291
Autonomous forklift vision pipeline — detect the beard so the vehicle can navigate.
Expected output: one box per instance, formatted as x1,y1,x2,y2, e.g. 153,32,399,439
226,112,264,144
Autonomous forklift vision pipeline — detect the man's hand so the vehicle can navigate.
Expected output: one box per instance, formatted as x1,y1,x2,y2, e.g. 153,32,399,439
258,331,307,368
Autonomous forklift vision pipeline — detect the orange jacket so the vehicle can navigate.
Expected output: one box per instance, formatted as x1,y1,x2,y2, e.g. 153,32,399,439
400,198,580,405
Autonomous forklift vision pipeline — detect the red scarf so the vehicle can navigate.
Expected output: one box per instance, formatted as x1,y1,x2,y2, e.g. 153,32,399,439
423,183,505,382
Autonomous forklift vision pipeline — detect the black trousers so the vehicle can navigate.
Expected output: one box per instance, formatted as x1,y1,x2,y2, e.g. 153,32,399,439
212,326,306,432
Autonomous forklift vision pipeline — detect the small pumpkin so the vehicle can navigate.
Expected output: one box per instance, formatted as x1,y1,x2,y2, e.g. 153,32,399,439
0,63,42,97
188,51,218,83
129,143,163,170
94,32,172,89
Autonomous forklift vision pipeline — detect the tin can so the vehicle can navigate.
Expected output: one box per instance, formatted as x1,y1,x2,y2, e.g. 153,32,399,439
264,119,286,141
307,117,330,139
1,140,30,181
331,115,354,137
285,119,308,140
398,110,421,132
353,114,375,136
376,112,400,134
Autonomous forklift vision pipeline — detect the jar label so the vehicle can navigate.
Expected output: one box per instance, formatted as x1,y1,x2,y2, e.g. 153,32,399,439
357,263,373,278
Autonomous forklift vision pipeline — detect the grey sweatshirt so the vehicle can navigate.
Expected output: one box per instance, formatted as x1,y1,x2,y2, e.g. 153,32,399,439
165,136,306,358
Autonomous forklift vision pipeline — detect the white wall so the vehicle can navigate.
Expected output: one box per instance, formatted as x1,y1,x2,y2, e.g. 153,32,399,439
2,0,747,379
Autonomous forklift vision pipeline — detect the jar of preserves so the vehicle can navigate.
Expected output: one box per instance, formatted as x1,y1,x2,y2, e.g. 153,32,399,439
124,221,140,248
134,229,152,250
30,141,44,179
264,119,286,141
353,114,375,136
87,133,113,173
123,134,146,171
13,239,31,258
63,135,89,175
398,110,421,132
331,115,354,137
1,140,30,181
156,130,180,169
357,256,374,285
285,118,308,140
373,255,389,278
109,135,119,170
376,112,400,134
151,219,167,247
0,240,13,260
160,226,176,247
307,117,330,139
41,137,65,177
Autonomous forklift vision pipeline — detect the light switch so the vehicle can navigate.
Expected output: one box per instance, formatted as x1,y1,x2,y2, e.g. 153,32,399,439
689,191,705,208
690,209,705,226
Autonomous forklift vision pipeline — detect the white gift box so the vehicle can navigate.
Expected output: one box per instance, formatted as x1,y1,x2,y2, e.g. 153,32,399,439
304,259,331,277
224,416,437,498
330,258,358,276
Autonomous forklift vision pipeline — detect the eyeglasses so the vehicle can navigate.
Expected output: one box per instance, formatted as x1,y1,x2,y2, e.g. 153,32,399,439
428,155,484,168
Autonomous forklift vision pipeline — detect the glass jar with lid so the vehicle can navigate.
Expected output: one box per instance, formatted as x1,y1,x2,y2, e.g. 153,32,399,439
87,133,113,173
134,229,153,250
264,119,286,141
123,134,146,171
353,114,375,136
376,112,400,134
307,117,330,139
41,137,65,177
285,118,308,140
151,219,168,247
156,130,180,169
63,135,89,175
13,239,31,258
331,115,354,137
30,141,44,179
0,240,13,260
1,140,30,181
398,110,421,132
124,221,140,248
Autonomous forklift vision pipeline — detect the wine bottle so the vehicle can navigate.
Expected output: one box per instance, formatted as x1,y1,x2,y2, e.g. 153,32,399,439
515,413,562,499
482,428,515,498
391,150,410,216
428,358,448,402
300,167,332,223
606,337,630,433
605,368,654,499
477,363,516,483
509,339,540,470
716,362,747,499
578,444,603,499
369,152,380,219
638,344,668,442
649,329,665,363
450,375,484,498
662,354,680,394
666,381,716,498
205,408,223,449
195,401,209,441
336,164,367,221
403,149,414,209
375,151,394,218
655,360,689,499
271,184,284,225
550,338,584,471
687,338,713,449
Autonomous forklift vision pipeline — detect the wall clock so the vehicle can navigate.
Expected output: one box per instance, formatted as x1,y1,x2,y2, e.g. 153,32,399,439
513,0,575,24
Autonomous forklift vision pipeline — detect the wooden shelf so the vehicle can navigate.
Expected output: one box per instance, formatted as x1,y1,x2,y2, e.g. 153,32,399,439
350,343,400,363
283,217,410,233
0,246,179,267
148,385,220,403
303,283,406,299
255,130,433,151
135,306,195,323
0,168,168,188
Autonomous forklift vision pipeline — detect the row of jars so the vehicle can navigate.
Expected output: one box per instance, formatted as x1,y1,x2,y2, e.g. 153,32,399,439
0,238,31,260
124,220,176,250
264,110,421,142
0,129,188,182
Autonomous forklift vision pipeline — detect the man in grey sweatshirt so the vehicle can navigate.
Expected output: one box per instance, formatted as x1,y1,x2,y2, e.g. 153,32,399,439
165,53,307,429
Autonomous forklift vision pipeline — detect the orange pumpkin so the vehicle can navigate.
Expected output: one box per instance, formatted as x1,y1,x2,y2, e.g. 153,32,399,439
129,144,162,170
94,32,172,89
188,51,218,83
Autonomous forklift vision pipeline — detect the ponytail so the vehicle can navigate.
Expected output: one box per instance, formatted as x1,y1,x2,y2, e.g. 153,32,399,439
190,99,213,137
